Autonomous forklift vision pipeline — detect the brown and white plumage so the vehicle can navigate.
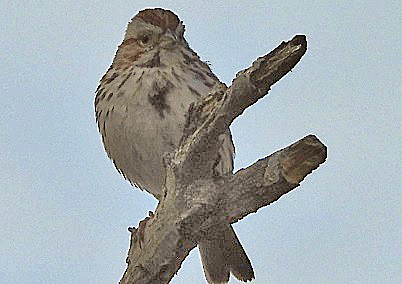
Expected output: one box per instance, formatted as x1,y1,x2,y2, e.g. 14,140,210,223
95,8,254,283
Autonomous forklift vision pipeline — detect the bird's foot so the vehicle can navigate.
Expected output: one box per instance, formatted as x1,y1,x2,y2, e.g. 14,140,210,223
137,211,154,249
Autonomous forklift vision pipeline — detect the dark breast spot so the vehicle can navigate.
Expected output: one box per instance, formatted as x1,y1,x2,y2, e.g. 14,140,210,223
136,71,145,83
148,80,173,118
94,89,106,106
105,92,114,101
105,73,118,84
118,72,132,89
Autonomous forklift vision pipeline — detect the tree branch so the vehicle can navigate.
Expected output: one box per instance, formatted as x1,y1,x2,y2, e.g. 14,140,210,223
120,35,327,284
175,35,307,181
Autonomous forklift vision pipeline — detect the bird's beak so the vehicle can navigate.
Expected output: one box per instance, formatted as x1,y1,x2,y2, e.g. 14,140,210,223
160,30,177,48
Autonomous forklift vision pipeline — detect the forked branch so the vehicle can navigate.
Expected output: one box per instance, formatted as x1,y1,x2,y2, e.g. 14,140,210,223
120,35,327,284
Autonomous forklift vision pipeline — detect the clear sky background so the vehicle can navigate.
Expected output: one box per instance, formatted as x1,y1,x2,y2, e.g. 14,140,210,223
1,1,401,283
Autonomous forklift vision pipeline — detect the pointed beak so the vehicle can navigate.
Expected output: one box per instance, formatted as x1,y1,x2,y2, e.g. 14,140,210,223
160,30,178,48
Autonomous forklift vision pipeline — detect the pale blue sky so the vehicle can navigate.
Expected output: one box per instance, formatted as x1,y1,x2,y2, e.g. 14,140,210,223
1,1,401,283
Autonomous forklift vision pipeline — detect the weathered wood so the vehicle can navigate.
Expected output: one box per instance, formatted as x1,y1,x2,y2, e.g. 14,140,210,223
120,35,327,284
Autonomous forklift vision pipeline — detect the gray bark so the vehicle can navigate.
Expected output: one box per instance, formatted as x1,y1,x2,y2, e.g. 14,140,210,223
120,35,327,284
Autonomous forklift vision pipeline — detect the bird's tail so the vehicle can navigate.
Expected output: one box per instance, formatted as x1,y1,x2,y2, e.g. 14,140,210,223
198,224,254,283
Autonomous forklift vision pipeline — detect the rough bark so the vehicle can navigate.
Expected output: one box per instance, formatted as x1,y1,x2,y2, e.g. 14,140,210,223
120,35,327,284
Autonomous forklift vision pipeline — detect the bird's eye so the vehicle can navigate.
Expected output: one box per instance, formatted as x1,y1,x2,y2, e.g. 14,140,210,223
140,34,150,45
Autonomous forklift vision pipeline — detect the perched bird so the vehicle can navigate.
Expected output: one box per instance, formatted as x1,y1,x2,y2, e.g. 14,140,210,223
95,8,254,283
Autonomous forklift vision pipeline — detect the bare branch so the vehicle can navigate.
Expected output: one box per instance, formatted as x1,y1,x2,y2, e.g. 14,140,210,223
120,35,327,284
121,135,326,283
224,134,327,224
176,35,307,180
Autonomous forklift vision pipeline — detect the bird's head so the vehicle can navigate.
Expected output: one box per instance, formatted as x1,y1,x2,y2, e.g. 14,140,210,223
113,8,187,69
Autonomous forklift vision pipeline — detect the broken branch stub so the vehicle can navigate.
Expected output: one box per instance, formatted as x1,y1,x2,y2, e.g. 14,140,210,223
223,134,327,224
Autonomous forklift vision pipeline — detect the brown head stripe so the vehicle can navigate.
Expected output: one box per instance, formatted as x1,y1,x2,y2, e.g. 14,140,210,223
136,8,180,31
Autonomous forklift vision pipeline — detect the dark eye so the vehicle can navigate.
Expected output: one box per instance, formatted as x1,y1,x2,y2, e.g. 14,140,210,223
140,34,150,45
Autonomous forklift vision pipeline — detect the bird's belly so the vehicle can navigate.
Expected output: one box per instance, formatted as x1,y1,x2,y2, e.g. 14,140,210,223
102,94,191,199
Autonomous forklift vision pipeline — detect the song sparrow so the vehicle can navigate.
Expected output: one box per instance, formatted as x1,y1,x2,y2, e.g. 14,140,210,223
95,8,254,283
